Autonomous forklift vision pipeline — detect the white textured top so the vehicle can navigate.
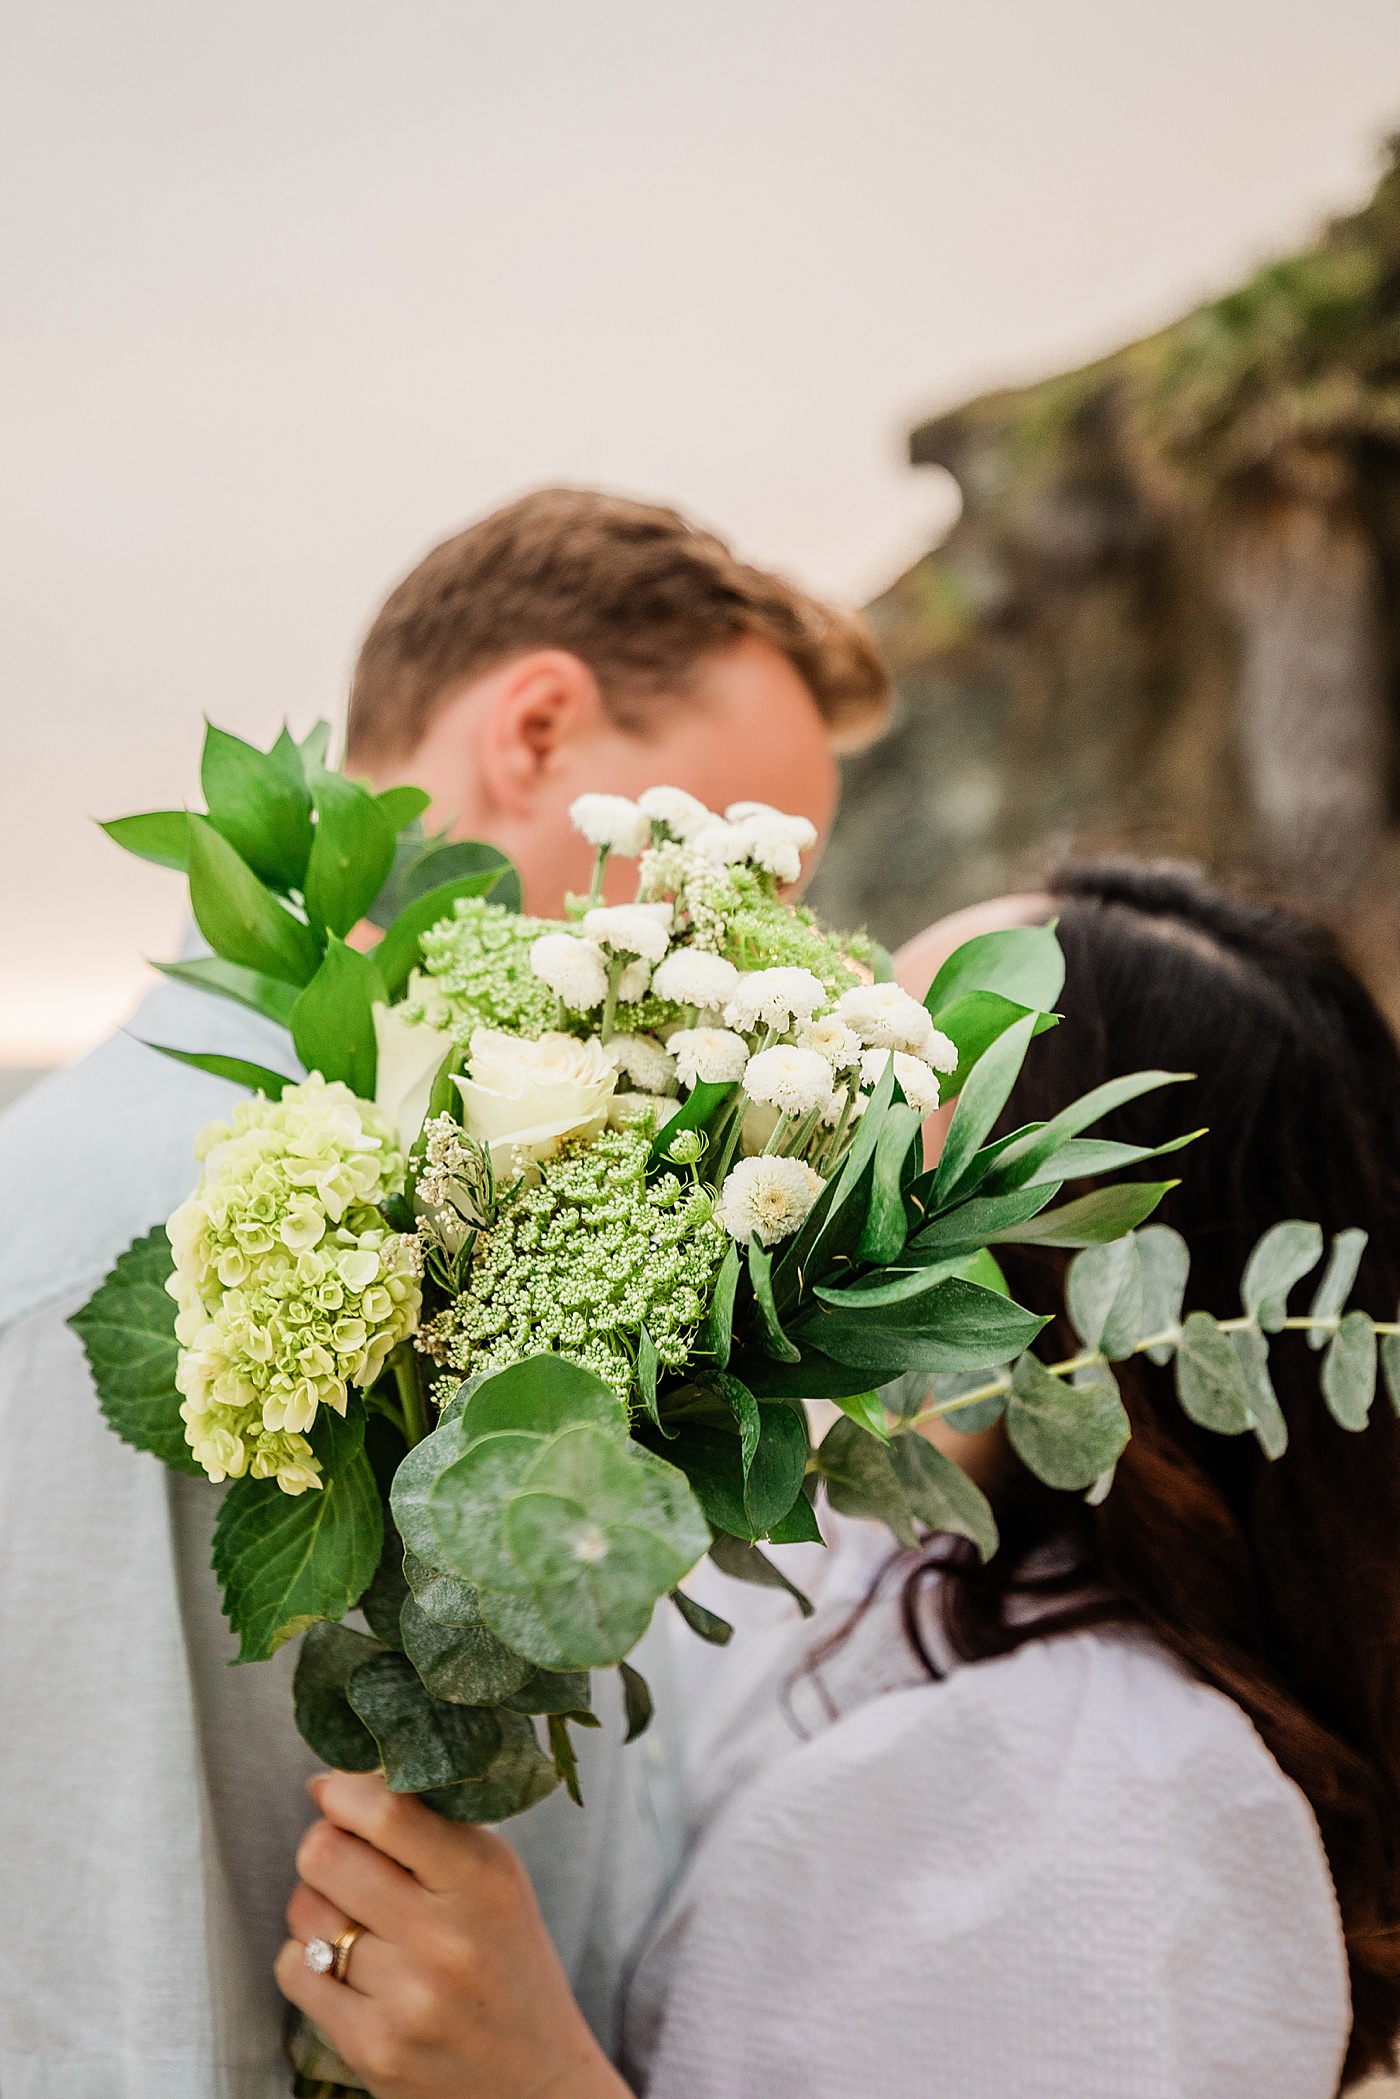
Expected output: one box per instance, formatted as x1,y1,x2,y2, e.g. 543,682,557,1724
625,1522,1352,2099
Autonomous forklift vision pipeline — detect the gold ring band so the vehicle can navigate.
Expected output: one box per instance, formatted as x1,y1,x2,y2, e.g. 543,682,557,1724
330,1922,365,1983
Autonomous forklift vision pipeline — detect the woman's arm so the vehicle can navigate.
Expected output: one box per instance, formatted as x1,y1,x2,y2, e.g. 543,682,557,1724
276,1770,632,2099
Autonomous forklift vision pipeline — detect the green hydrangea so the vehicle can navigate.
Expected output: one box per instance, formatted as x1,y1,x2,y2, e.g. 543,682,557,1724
420,1127,727,1402
167,1076,421,1493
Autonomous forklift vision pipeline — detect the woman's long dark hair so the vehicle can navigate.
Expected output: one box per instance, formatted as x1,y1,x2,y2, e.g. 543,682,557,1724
911,862,1400,2087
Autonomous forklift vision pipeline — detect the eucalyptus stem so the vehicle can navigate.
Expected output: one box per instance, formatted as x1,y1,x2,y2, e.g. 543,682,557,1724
392,1344,431,1449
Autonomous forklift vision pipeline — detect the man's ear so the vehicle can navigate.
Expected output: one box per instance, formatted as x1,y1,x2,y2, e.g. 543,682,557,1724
477,650,606,817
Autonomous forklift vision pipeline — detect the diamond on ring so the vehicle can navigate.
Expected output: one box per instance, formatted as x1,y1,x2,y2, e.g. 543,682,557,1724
304,1938,335,1974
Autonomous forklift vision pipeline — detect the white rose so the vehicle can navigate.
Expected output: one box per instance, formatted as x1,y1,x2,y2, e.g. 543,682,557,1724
373,1002,454,1152
453,1029,616,1172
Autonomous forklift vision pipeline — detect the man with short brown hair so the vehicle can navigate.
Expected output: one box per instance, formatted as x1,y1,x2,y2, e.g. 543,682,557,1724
0,488,888,2098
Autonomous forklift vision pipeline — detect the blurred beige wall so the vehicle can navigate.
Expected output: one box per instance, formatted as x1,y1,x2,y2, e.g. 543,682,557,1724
5,0,1400,1066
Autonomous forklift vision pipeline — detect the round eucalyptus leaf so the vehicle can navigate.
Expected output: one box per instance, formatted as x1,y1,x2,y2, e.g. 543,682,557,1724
347,1651,503,1792
419,1712,559,1823
400,1592,534,1705
293,1621,386,1773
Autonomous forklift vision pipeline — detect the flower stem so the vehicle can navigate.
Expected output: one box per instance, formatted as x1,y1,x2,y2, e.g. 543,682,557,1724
589,845,609,905
601,955,625,1043
392,1344,431,1448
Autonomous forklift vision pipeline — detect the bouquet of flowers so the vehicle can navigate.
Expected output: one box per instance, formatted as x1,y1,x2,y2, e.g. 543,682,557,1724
73,723,1395,1850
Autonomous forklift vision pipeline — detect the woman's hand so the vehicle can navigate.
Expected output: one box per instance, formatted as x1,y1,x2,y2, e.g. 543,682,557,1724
276,1769,632,2099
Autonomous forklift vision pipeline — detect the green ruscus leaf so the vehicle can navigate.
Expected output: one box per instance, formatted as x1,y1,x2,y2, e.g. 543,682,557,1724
186,812,321,986
201,722,315,894
68,1225,202,1474
303,769,398,941
290,937,383,1096
212,1407,382,1662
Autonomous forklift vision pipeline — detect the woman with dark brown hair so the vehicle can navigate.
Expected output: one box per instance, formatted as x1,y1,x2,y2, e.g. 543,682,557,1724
275,863,1400,2099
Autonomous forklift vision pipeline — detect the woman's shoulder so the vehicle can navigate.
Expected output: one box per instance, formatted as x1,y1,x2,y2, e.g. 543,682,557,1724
631,1625,1351,2099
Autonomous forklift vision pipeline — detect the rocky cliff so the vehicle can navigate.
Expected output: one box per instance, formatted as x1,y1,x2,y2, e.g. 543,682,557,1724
809,137,1400,1013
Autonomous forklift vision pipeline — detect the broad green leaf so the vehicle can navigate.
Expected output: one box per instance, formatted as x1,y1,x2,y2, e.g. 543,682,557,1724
987,1072,1195,1192
359,1513,409,1646
374,869,520,996
211,1408,383,1662
1136,1224,1190,1363
403,1419,710,1669
548,1714,586,1805
1307,1229,1369,1350
1240,1221,1323,1332
1321,1310,1377,1431
292,1620,385,1771
68,1225,201,1474
856,1103,923,1264
696,1241,740,1369
504,1667,592,1715
798,1275,1046,1378
1174,1311,1254,1436
304,770,398,941
347,1650,505,1791
1066,1237,1142,1358
299,719,333,769
399,1593,534,1704
101,809,189,871
816,1415,917,1547
453,1354,631,1444
708,1532,814,1617
140,1043,298,1096
1006,1353,1131,1491
743,1401,808,1534
747,1238,801,1362
764,1485,824,1543
153,955,300,1028
926,923,1065,1021
402,1546,485,1627
777,1056,897,1291
906,1182,1059,1257
186,812,321,986
1381,1330,1400,1417
716,1370,760,1478
932,1012,1039,1204
419,1713,559,1823
290,937,383,1095
739,1346,909,1403
1019,1128,1204,1188
619,1660,655,1741
201,723,314,893
925,992,1059,1103
983,1180,1175,1249
376,785,433,830
671,1589,734,1644
645,1422,748,1539
830,1388,891,1442
890,1432,999,1559
647,1076,735,1173
813,1250,984,1309
1231,1326,1288,1458
370,835,521,931
930,1368,1011,1435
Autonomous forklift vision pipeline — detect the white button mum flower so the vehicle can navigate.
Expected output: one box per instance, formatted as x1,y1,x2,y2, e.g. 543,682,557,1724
568,793,650,855
617,959,652,1003
860,1047,941,1117
691,819,753,866
605,1033,677,1094
637,785,714,840
725,802,820,851
724,966,829,1033
800,1014,863,1070
738,823,801,883
651,948,741,1009
529,932,609,1011
838,982,941,1057
742,1043,835,1119
582,902,673,962
666,1027,750,1089
719,1155,826,1246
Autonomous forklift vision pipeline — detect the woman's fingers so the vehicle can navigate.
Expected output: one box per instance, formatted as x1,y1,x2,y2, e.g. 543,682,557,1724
285,1882,395,2001
274,1938,381,2071
311,1769,496,1891
296,1814,423,1944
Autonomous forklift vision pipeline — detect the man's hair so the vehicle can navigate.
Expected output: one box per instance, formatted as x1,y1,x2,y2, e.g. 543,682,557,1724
346,488,889,760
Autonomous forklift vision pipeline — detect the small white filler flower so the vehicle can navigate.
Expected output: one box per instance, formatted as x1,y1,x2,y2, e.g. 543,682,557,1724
637,785,714,840
838,983,956,1068
582,903,673,964
651,947,741,1010
741,1044,834,1119
724,966,828,1033
666,1027,750,1089
719,1155,826,1246
568,793,651,856
860,1047,942,1118
529,932,609,1011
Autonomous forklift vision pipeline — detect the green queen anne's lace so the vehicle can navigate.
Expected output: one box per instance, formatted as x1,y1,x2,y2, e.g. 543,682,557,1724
420,1127,728,1402
166,1075,422,1494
